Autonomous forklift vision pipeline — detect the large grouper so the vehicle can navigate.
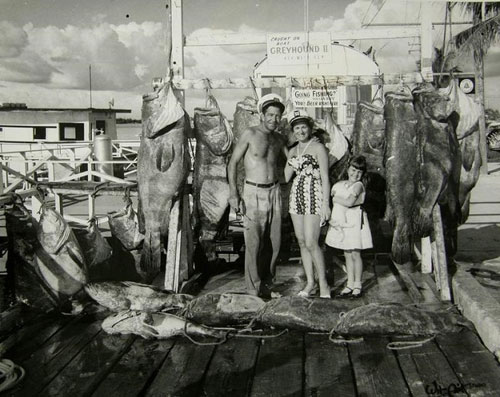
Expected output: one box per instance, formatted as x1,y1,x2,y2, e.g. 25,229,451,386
192,95,233,262
85,281,193,312
137,82,191,273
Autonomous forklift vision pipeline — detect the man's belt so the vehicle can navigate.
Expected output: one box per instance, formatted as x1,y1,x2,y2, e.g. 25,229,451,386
245,180,279,188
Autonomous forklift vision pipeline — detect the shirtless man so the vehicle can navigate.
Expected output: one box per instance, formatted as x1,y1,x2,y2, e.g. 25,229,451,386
228,94,287,297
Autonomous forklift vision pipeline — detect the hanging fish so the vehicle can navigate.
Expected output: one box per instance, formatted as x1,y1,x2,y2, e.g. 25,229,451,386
74,218,113,269
232,97,261,197
5,201,61,312
102,311,227,340
137,82,190,272
351,101,385,174
84,281,193,312
384,91,418,264
192,95,233,261
412,86,461,240
36,205,87,297
108,197,144,251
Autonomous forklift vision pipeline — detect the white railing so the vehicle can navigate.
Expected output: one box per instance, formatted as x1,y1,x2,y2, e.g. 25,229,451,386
0,139,139,225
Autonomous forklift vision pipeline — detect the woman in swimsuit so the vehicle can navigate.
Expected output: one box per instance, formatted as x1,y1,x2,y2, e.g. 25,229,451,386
284,110,331,298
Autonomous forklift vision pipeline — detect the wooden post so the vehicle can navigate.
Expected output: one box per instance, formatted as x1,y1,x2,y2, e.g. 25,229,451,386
87,159,95,220
171,0,184,82
54,193,63,215
0,161,4,195
420,2,433,81
421,237,433,274
180,192,193,281
165,197,181,292
431,206,451,301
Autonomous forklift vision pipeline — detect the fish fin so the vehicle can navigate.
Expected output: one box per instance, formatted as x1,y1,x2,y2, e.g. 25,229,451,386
66,243,88,275
155,143,174,173
140,228,162,273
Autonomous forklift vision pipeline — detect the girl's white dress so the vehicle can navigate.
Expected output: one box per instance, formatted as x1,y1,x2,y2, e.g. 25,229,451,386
325,181,373,250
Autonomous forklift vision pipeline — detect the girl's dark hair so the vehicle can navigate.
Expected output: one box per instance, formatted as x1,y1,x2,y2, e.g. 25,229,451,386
349,155,367,173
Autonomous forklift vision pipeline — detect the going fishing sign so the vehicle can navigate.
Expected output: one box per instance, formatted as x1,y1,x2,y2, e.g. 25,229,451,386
267,32,332,65
291,87,339,108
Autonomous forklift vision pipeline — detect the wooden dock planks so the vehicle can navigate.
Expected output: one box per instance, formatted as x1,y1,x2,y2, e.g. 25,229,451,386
250,331,303,397
38,333,136,396
143,337,216,397
92,338,175,397
436,330,500,395
202,337,260,396
349,336,410,396
1,260,500,396
304,333,356,396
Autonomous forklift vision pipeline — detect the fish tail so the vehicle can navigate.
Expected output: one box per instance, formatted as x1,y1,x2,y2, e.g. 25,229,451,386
140,228,162,273
391,222,412,264
412,205,433,237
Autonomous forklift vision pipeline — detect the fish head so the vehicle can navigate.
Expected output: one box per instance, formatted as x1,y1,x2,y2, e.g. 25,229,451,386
85,282,122,305
414,89,451,121
39,206,66,235
101,310,149,335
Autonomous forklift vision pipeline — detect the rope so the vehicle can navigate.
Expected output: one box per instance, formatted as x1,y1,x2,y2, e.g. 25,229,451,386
182,322,229,346
328,328,364,345
235,328,289,340
0,359,25,392
386,335,436,350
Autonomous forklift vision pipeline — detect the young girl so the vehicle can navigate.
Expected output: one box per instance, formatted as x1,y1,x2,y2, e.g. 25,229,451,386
325,155,372,298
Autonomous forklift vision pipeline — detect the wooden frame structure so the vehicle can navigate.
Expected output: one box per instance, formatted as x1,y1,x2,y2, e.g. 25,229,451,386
160,0,453,298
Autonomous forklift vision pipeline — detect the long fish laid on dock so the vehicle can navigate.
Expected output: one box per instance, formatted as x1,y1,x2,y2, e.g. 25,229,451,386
102,311,227,340
258,296,363,332
85,281,193,312
192,95,233,260
334,303,466,336
36,205,88,297
182,293,266,326
137,82,190,272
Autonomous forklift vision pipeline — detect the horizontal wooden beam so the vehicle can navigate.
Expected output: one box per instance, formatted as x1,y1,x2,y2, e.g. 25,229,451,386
185,27,421,47
173,72,430,90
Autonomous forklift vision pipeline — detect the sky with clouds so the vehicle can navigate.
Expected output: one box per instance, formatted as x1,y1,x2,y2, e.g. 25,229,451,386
1,0,499,119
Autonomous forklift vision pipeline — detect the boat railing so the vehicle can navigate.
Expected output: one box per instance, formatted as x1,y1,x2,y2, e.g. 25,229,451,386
0,139,139,227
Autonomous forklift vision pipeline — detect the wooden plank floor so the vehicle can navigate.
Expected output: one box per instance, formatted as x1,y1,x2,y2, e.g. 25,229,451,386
2,256,500,396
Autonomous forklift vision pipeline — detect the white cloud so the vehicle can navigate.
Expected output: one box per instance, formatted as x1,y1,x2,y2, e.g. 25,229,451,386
0,20,167,92
0,20,28,58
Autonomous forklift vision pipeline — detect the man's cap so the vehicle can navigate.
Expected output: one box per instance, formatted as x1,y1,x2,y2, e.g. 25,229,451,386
257,93,285,113
289,109,313,127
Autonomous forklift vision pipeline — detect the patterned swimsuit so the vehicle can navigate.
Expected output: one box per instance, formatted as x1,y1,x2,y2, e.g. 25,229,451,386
289,154,322,215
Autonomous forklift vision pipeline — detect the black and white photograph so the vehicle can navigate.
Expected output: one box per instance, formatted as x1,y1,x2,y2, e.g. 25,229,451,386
1,0,500,395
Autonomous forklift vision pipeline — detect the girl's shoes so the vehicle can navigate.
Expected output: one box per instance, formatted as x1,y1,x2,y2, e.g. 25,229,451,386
297,290,310,298
351,287,363,299
337,287,353,298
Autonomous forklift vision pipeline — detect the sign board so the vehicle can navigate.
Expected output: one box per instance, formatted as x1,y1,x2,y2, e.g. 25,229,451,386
458,77,475,94
291,88,339,108
267,32,332,65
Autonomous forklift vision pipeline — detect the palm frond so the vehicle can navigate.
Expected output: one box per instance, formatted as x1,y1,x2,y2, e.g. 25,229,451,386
454,14,500,59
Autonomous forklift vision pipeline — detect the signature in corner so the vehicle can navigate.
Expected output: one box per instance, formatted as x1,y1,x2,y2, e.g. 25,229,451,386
425,380,486,395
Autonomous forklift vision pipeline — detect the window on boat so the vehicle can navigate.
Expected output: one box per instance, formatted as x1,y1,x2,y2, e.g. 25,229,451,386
34,127,46,140
96,120,106,134
59,123,84,140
